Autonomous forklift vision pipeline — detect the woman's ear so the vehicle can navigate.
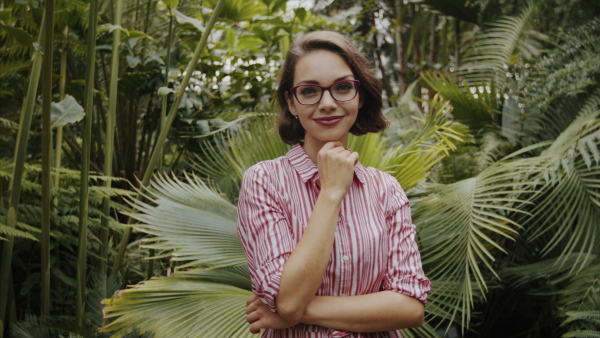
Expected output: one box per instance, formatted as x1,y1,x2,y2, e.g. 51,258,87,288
286,91,297,116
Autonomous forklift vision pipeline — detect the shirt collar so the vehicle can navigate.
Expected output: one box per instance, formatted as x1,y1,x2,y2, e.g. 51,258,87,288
285,143,366,185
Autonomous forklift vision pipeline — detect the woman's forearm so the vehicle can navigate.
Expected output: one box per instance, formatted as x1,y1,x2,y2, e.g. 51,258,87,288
275,192,342,323
301,291,425,332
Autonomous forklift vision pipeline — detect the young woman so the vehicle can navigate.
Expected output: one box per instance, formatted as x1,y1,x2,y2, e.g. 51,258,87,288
237,31,431,337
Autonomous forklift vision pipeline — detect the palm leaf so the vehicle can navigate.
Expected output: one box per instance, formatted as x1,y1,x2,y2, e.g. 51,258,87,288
459,2,546,89
421,72,497,133
412,158,532,330
126,172,246,269
524,109,600,270
102,267,253,337
190,115,290,199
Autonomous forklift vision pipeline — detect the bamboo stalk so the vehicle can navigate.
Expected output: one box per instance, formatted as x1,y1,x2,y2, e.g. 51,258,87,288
54,27,68,195
100,0,123,285
0,14,46,337
41,0,55,318
146,11,175,279
112,0,226,272
77,0,99,329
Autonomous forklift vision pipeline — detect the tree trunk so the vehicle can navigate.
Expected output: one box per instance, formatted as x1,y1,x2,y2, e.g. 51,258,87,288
429,14,439,65
395,1,408,96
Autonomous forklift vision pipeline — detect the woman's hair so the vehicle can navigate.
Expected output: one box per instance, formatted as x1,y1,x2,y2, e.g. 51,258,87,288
276,31,387,145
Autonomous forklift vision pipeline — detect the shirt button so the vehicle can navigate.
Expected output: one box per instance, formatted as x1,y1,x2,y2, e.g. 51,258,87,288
343,255,349,262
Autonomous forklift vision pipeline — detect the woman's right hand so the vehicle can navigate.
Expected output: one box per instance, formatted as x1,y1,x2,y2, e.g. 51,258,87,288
316,141,359,201
246,294,295,334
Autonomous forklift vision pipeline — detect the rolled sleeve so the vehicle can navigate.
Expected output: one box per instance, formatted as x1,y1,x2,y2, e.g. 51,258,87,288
382,176,431,305
237,164,293,312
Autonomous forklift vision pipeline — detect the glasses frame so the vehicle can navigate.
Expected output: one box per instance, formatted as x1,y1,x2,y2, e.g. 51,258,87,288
289,80,361,106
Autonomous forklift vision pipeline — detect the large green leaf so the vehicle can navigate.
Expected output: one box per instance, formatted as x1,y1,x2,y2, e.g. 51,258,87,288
50,95,85,128
412,158,533,330
523,109,600,270
102,268,253,337
126,172,246,269
459,2,547,89
421,72,497,133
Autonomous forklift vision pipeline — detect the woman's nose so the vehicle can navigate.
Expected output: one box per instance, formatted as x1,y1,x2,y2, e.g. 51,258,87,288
319,89,337,110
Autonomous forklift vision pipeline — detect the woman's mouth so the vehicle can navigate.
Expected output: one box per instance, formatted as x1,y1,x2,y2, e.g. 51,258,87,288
314,116,343,126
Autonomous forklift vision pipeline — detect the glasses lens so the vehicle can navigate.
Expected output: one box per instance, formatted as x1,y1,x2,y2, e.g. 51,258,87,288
295,85,322,105
331,81,357,102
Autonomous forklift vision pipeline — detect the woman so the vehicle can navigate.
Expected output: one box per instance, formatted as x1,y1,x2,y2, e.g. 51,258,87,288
237,31,431,337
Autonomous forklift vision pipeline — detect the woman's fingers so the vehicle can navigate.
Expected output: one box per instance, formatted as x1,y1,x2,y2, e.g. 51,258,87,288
245,298,260,314
246,310,260,323
246,294,259,307
349,149,359,164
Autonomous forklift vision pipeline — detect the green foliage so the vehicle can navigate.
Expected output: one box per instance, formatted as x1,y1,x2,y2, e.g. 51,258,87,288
1,0,599,336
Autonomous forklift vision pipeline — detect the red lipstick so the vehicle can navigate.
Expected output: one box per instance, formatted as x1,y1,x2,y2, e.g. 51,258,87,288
314,116,343,126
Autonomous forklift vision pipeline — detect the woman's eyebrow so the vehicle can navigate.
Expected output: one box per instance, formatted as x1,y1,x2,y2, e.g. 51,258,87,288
295,74,355,85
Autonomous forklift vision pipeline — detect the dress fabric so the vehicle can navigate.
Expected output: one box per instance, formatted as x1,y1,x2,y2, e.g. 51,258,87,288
237,144,431,338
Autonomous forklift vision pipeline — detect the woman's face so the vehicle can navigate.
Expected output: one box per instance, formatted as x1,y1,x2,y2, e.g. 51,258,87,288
286,49,362,148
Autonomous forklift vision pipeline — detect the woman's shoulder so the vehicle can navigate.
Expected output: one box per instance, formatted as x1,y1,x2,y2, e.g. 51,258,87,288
361,166,402,188
242,154,294,185
245,154,291,174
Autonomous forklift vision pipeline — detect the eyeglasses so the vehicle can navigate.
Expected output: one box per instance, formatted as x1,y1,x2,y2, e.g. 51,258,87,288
290,80,361,105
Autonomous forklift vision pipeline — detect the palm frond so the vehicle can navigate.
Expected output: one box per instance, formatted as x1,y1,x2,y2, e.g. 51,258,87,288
189,115,289,199
459,2,546,89
412,157,533,330
525,18,600,111
558,258,600,337
102,268,253,337
421,72,497,132
500,254,597,289
385,94,464,190
524,109,600,269
126,172,246,269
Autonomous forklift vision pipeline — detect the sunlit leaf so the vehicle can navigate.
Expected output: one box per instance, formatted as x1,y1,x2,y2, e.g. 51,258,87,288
50,95,85,128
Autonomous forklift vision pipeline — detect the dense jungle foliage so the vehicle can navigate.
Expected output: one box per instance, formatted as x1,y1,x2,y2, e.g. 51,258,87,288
1,0,599,337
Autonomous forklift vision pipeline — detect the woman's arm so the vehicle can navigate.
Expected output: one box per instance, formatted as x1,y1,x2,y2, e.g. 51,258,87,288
275,142,358,323
246,292,424,333
302,291,424,331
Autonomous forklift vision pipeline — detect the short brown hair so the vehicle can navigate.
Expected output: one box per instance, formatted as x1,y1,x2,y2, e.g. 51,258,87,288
276,31,387,145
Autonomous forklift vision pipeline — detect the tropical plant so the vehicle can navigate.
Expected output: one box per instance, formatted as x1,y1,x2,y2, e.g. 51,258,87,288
2,0,599,336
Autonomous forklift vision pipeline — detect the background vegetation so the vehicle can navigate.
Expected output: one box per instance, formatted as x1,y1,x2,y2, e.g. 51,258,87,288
1,0,599,337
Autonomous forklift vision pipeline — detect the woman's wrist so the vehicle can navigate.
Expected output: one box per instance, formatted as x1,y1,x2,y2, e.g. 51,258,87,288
317,187,346,204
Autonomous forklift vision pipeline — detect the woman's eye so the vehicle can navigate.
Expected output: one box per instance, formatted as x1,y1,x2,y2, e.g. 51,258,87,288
300,86,319,95
334,83,353,91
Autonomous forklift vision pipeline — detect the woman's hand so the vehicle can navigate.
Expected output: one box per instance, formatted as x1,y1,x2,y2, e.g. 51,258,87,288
316,141,359,201
245,294,295,334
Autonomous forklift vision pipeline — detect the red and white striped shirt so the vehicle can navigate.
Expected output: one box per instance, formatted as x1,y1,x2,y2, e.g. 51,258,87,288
237,144,431,337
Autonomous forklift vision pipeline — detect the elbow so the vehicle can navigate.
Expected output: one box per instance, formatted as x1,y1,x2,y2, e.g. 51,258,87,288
276,300,304,325
402,306,425,328
392,296,425,329
410,309,425,328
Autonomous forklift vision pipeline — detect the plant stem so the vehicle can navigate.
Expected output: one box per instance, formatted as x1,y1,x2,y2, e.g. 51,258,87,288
0,14,46,338
112,0,227,272
77,0,99,329
41,0,55,318
100,0,123,287
54,26,69,197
